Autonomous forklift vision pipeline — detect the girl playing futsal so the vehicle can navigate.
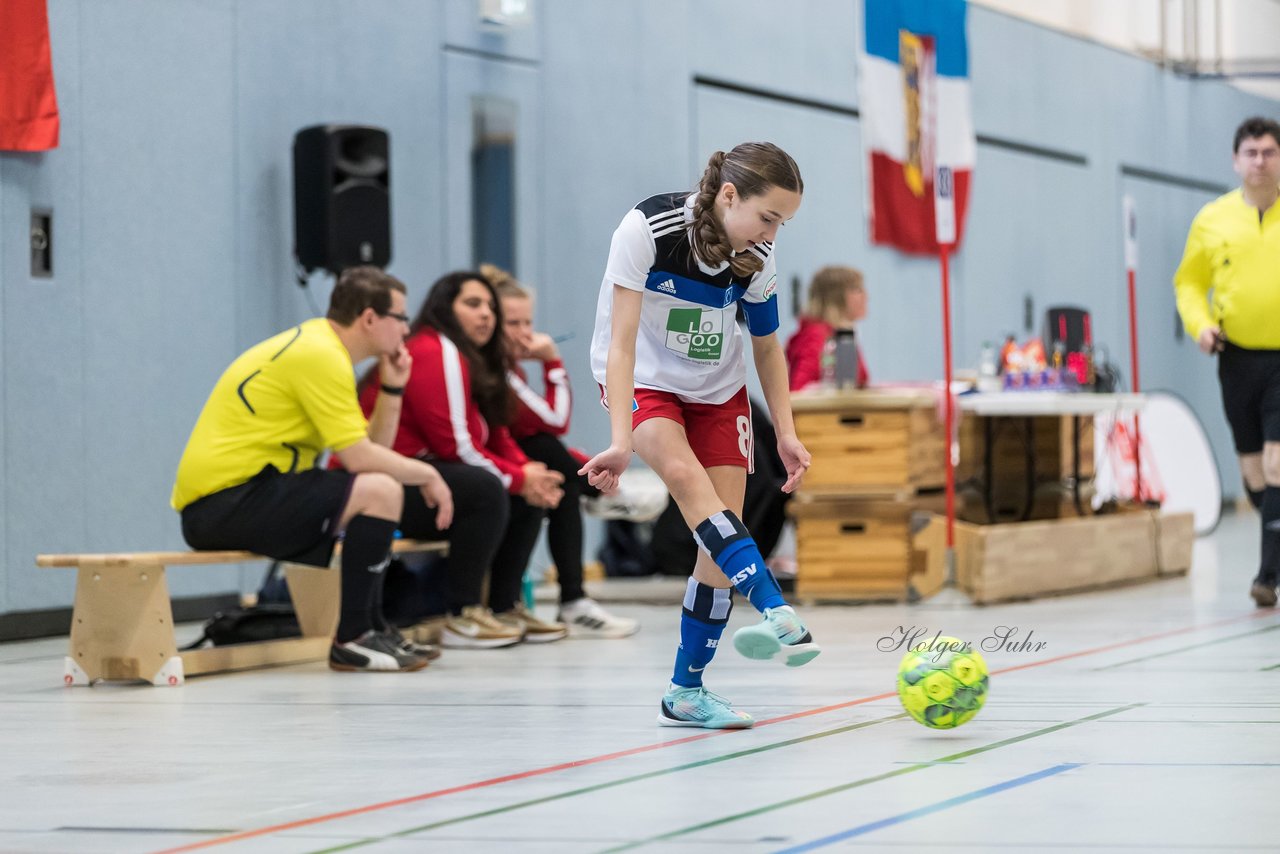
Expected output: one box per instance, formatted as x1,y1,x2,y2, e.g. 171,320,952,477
580,142,820,729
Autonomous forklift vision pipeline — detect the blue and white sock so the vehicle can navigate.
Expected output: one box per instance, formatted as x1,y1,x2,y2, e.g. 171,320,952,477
671,579,732,688
694,509,786,613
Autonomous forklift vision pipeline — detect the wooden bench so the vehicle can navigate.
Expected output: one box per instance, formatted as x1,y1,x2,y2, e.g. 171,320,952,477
37,538,447,686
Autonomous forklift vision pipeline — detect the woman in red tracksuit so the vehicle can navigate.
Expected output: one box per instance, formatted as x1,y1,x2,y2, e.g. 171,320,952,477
485,265,639,638
359,270,568,647
785,265,870,391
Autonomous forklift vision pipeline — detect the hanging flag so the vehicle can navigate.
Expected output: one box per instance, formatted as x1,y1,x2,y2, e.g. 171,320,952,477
0,0,61,151
859,0,973,254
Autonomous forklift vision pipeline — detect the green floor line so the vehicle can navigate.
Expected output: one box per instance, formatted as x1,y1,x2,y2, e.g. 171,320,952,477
306,713,908,853
1261,662,1280,671
1095,623,1280,670
598,703,1145,853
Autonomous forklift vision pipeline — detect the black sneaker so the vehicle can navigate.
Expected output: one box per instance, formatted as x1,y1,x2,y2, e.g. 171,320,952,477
388,626,443,661
329,630,430,672
1250,577,1278,608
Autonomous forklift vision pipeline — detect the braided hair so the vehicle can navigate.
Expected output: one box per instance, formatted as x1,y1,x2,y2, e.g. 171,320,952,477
690,142,803,277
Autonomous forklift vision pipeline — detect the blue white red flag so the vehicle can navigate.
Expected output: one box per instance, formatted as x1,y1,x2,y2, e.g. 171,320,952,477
860,0,974,253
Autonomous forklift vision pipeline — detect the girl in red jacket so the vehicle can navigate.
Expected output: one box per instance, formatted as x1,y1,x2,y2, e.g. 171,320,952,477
784,265,870,391
360,271,568,648
484,265,639,639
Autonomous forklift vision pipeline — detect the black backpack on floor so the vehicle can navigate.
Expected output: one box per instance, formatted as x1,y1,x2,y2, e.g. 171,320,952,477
182,562,301,649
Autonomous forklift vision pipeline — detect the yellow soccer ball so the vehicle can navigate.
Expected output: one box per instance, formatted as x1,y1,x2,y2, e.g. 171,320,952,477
896,637,989,729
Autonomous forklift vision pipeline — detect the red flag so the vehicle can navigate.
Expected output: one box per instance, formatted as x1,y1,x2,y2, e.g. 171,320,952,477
0,0,60,151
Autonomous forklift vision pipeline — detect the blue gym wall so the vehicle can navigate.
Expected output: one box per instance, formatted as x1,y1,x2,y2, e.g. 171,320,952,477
0,0,1275,617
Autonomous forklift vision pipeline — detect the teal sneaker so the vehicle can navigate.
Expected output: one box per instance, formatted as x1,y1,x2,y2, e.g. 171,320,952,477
658,685,755,729
732,605,821,667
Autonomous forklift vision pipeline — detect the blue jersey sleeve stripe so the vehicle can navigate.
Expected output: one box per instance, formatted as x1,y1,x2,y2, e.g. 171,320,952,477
742,297,780,337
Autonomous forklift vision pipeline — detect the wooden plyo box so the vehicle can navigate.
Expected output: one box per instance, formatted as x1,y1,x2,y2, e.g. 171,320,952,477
791,497,944,602
917,509,1194,605
792,392,945,493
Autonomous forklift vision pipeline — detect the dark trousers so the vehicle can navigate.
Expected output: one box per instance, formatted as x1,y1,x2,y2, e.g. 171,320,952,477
398,459,545,614
516,432,588,603
1218,343,1280,582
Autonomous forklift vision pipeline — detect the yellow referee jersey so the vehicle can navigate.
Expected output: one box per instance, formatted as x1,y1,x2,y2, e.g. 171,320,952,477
171,318,369,511
1174,188,1280,349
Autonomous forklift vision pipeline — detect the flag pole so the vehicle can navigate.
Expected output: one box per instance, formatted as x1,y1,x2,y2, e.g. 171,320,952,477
1123,195,1142,501
1127,264,1142,498
934,165,960,594
940,241,957,577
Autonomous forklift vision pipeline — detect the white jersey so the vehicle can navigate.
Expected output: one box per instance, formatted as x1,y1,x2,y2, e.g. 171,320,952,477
590,192,781,405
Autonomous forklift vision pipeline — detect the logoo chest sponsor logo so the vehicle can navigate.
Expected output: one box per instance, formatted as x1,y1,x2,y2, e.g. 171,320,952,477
665,307,724,361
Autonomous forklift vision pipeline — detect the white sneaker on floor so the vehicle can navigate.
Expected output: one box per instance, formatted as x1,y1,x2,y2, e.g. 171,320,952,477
581,468,669,523
558,598,640,639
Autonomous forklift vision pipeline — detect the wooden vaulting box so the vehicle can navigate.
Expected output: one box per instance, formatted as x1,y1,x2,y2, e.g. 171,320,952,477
795,406,945,492
791,497,944,601
789,389,948,601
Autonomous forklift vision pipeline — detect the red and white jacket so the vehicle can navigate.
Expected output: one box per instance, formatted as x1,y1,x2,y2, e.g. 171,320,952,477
784,317,870,392
507,359,572,440
358,327,528,494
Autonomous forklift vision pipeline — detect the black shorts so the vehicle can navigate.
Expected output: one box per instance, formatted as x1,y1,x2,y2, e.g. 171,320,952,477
1218,343,1280,455
180,465,355,567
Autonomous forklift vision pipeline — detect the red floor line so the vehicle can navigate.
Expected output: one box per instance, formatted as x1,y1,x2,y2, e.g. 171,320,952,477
153,607,1278,854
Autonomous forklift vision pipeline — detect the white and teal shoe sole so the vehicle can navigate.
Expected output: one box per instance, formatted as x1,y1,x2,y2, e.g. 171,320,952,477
657,702,754,729
732,625,822,667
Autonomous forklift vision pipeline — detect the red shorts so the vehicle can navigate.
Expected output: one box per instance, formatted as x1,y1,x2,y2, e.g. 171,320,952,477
600,385,753,471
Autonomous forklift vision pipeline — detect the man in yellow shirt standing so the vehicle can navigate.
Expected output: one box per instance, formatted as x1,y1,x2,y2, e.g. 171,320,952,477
173,266,454,670
1174,116,1280,608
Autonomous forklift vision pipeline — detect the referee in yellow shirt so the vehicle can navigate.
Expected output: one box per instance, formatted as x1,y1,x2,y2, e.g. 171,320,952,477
173,267,454,669
1174,116,1280,608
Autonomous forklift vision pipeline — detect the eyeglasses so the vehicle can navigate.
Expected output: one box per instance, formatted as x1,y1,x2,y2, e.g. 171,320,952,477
376,309,411,325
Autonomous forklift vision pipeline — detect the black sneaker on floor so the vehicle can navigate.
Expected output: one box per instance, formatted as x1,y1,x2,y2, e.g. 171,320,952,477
388,627,442,661
330,630,430,672
1250,578,1278,608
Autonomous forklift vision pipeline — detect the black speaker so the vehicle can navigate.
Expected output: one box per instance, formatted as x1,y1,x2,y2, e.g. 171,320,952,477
1044,305,1091,354
293,124,391,273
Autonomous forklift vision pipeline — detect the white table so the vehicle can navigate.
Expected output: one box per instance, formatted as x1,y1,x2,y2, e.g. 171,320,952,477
958,392,1146,417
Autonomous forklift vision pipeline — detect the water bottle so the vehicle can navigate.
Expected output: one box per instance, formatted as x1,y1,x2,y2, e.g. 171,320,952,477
978,341,1000,392
820,335,837,388
834,328,859,390
980,341,997,378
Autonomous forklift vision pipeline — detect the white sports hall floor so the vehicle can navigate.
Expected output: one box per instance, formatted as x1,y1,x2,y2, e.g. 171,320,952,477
1,510,1275,854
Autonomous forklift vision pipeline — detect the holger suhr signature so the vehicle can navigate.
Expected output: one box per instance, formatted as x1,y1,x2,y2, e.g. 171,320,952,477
877,626,1047,661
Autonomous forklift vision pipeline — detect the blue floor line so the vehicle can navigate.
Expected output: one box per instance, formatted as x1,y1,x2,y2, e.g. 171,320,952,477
771,763,1083,854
